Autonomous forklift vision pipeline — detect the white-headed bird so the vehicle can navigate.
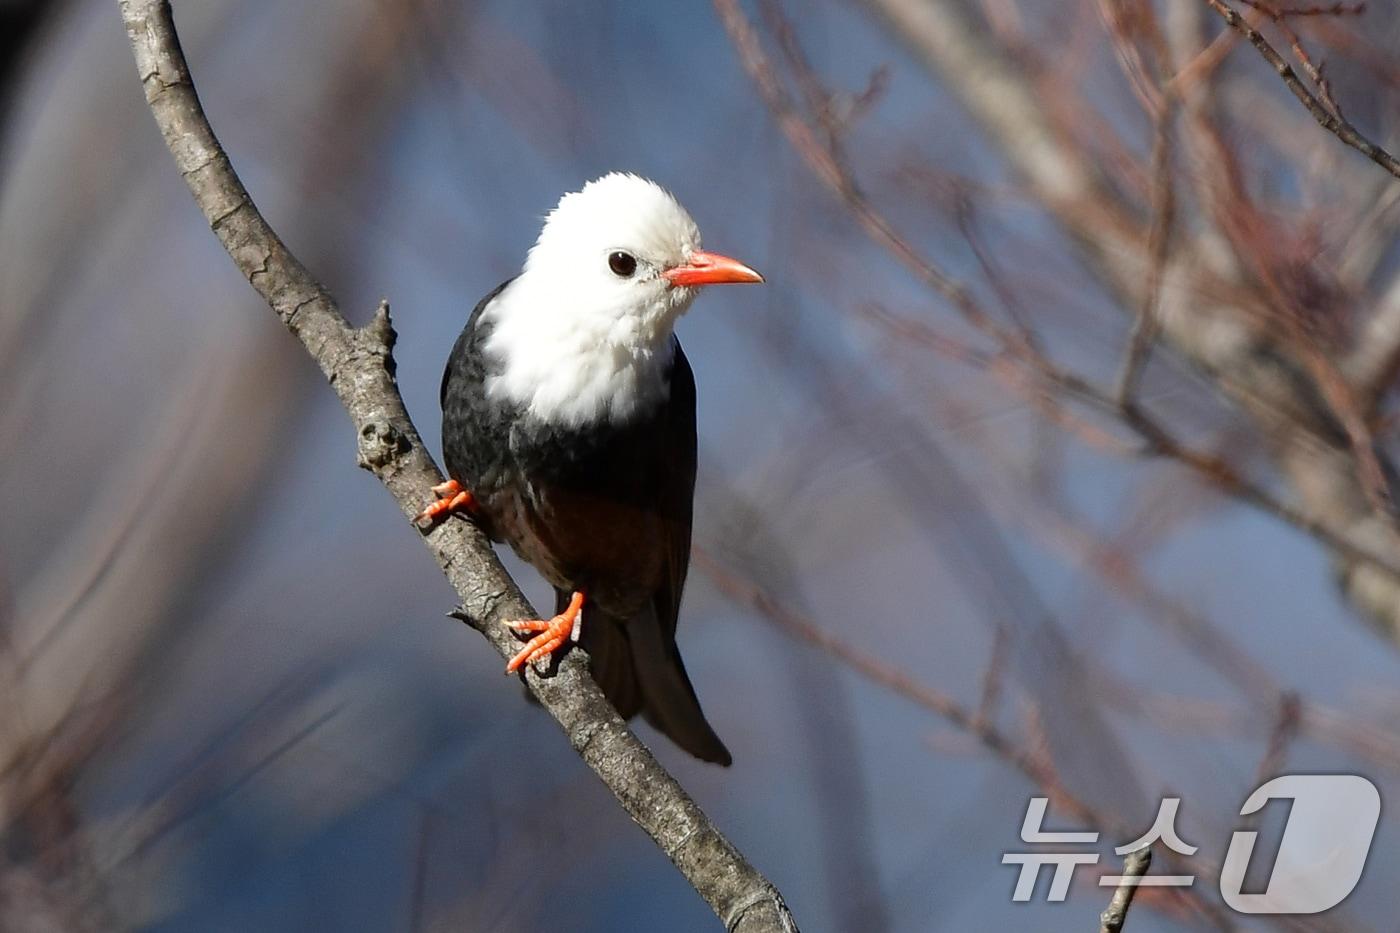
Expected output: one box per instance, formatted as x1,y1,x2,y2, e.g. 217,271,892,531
418,174,763,765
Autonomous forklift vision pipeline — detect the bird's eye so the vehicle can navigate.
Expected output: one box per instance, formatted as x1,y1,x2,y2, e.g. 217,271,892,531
608,251,637,278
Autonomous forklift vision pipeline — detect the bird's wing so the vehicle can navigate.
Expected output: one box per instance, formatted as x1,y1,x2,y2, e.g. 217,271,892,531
440,277,514,410
624,340,731,764
655,339,697,639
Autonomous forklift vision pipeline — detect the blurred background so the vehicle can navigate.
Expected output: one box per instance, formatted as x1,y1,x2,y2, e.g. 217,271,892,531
3,0,1400,929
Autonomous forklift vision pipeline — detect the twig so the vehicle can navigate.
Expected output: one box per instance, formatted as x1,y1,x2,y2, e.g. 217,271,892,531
713,0,1030,355
859,300,1400,586
847,0,1400,637
720,0,1400,586
973,626,1008,730
1245,1,1365,16
1105,0,1179,406
941,403,1400,777
1203,0,1400,179
1114,106,1176,407
1237,0,1347,116
117,2,796,929
1100,847,1153,933
1252,691,1303,788
692,548,1232,931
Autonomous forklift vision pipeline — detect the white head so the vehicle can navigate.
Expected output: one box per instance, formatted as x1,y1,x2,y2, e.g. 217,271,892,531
479,173,763,426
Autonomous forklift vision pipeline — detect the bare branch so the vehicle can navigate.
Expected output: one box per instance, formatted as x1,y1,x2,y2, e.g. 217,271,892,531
117,1,796,929
743,0,1400,639
857,299,1400,586
1203,0,1400,179
693,548,1233,930
1114,106,1176,407
1348,246,1400,400
1099,847,1152,933
1251,691,1303,787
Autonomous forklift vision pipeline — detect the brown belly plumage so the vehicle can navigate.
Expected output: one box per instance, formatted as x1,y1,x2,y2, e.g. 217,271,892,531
481,482,668,620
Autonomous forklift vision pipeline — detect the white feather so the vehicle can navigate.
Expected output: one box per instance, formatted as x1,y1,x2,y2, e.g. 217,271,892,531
478,174,704,426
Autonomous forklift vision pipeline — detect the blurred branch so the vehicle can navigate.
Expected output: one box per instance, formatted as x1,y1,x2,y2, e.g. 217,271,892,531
858,297,1400,586
692,547,1232,931
1106,0,1178,407
1203,0,1400,179
117,2,796,930
1099,847,1152,933
980,435,1400,775
922,367,1400,777
1112,109,1175,407
1250,691,1303,788
727,0,1400,639
1349,257,1400,400
714,0,1029,352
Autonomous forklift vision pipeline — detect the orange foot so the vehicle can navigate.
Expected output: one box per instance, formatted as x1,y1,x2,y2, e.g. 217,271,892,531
505,591,585,673
414,479,476,527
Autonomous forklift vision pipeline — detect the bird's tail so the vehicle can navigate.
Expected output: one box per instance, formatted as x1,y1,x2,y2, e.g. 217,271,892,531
569,593,732,766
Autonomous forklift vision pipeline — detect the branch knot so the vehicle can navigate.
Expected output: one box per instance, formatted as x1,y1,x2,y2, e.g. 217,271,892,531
356,420,410,472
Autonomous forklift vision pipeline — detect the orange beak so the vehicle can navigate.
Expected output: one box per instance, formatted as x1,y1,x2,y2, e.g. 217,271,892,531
663,250,765,287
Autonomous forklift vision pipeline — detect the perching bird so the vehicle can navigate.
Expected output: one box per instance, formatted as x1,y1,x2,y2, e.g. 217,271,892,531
417,174,763,765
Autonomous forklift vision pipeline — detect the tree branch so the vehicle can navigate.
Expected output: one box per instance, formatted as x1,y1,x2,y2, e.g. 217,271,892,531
717,0,1400,588
117,2,796,929
1202,0,1400,180
748,0,1400,640
1099,847,1152,933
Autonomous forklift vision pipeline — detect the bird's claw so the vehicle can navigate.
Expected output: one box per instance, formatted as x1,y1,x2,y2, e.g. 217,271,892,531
413,479,476,527
504,591,585,673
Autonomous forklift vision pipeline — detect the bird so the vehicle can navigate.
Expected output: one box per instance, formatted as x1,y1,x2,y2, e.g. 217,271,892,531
417,173,763,765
